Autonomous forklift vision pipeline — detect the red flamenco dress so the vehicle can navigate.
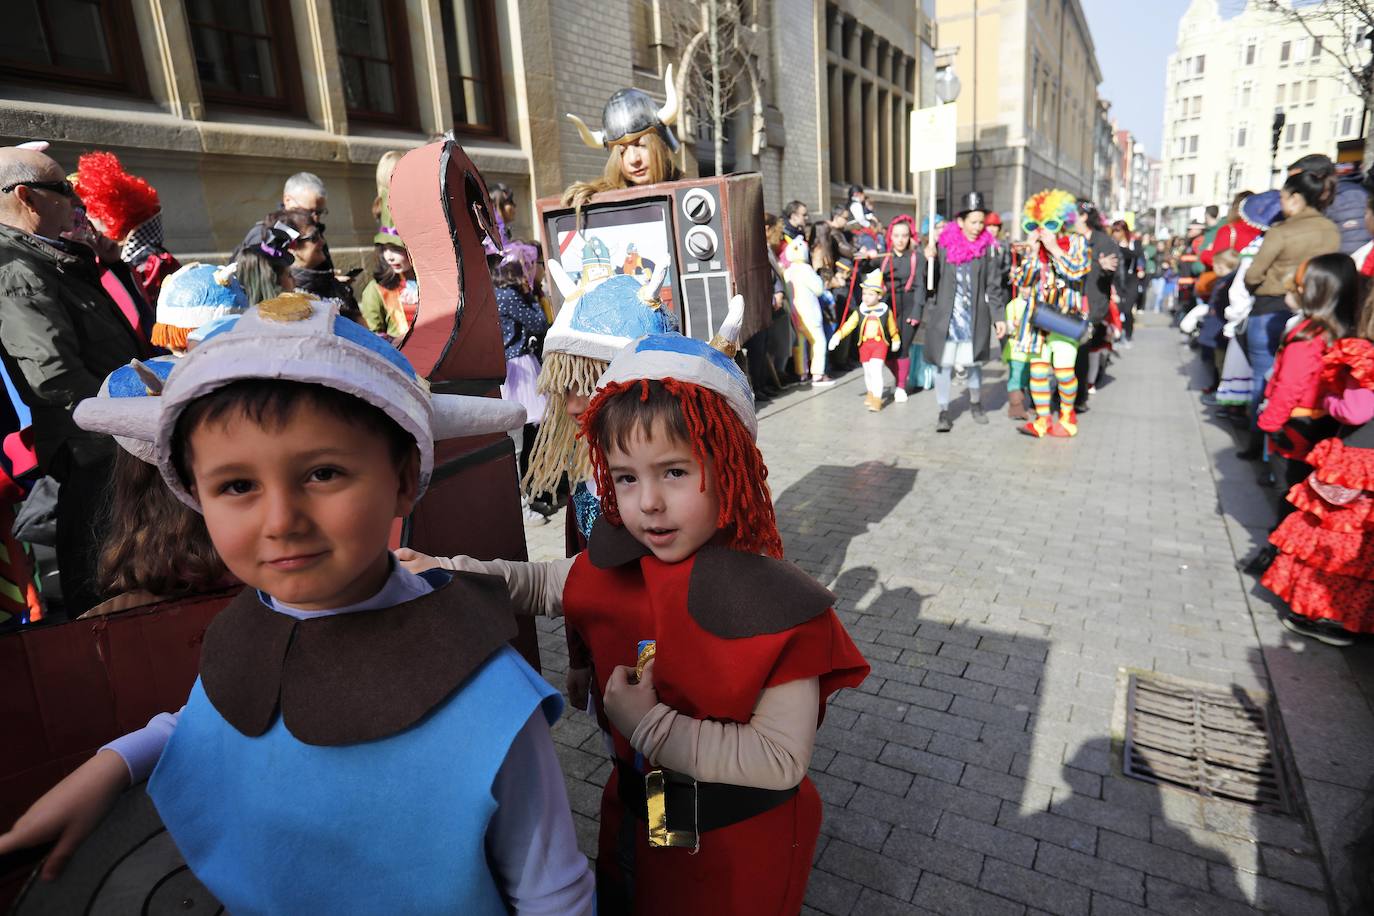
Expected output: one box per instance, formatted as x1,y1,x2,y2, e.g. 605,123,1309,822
1262,339,1374,632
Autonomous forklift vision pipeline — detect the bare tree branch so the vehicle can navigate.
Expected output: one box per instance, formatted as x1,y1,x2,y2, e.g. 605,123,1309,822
666,0,766,172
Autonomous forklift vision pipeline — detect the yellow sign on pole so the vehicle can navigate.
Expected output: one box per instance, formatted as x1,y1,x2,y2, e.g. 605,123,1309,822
909,104,958,174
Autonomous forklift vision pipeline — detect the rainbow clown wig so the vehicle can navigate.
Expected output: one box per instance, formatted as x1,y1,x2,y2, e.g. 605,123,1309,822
1021,189,1077,236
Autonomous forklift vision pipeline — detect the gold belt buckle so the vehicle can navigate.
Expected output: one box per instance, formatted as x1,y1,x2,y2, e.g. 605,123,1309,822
645,768,699,852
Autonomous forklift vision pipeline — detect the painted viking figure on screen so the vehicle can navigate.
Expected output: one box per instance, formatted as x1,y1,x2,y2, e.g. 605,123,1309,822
1013,189,1093,439
829,269,899,411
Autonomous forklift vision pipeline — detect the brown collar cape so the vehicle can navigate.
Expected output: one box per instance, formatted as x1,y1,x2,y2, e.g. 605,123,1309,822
199,573,517,747
586,517,835,639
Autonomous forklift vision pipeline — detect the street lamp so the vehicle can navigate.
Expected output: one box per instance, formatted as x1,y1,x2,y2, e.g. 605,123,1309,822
1271,107,1287,187
934,65,962,105
934,64,961,222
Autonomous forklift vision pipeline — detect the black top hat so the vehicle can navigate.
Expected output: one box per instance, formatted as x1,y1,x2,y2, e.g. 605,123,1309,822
957,191,987,217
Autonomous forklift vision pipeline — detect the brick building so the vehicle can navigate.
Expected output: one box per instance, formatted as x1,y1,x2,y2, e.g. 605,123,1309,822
0,0,933,265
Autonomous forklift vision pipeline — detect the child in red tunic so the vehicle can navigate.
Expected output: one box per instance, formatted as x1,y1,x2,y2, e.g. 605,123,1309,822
401,303,869,916
1257,254,1362,516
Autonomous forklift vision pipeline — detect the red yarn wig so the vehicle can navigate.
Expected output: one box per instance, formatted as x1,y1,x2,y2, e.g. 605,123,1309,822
75,151,160,241
581,377,783,559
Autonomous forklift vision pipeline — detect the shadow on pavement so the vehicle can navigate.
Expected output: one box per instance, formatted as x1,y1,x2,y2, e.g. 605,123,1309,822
801,556,1335,914
773,461,919,588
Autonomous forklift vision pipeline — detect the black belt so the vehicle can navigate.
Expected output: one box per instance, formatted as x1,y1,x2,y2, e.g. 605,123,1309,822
616,760,798,845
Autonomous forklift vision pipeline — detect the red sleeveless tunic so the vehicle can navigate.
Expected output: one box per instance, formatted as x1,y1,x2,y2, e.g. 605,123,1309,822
563,520,869,915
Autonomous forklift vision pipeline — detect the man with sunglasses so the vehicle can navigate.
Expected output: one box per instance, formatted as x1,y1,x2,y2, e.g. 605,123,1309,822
0,146,151,616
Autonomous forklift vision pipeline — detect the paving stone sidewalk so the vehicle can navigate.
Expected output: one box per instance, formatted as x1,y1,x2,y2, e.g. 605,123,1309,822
524,314,1367,915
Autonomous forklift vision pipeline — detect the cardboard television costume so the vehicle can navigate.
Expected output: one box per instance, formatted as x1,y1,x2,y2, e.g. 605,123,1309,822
540,71,771,349
5,137,545,911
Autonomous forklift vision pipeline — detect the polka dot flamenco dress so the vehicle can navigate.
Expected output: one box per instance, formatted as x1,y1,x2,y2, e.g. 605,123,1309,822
1262,339,1374,633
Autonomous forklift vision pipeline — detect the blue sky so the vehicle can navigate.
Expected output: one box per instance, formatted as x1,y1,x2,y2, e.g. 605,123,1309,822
1082,0,1213,158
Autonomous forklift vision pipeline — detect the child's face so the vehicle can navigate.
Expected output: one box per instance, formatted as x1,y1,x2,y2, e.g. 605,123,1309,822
187,405,418,610
862,288,881,307
382,247,412,275
606,420,720,564
565,389,591,418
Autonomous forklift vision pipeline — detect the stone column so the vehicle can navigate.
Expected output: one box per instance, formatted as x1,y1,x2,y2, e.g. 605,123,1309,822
132,0,204,120
289,0,349,135
408,0,454,139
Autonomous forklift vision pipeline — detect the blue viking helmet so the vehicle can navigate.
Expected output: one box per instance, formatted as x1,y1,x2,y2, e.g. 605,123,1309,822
568,66,680,152
582,237,612,270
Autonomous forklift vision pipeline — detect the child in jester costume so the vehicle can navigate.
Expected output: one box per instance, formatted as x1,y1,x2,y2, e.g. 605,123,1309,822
1014,189,1093,438
829,269,900,411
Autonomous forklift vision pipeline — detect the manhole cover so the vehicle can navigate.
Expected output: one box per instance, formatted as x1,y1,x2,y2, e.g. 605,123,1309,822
1123,674,1293,815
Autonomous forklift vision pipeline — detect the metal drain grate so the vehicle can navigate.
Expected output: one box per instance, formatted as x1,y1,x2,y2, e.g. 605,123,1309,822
1123,674,1293,815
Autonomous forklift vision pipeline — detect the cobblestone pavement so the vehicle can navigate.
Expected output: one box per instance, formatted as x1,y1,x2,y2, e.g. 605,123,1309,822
524,314,1367,915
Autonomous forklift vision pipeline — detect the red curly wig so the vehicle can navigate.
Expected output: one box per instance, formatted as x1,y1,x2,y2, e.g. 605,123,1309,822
580,377,783,559
75,151,160,241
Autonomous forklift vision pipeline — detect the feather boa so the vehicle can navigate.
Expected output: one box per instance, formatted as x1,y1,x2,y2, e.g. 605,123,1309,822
938,221,994,265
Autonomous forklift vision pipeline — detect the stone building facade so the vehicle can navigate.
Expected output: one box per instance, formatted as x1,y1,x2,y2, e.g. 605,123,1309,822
931,0,1102,231
1158,0,1368,232
0,0,933,266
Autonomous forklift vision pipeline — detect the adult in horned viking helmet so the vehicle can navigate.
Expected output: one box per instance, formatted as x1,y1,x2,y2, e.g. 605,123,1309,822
561,68,683,209
521,74,686,712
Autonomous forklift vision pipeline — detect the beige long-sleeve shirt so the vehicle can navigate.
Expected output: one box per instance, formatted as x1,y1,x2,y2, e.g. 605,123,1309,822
1244,207,1340,297
436,554,818,790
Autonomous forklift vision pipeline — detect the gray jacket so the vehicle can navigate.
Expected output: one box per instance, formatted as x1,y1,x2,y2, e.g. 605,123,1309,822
0,224,149,473
914,244,1006,363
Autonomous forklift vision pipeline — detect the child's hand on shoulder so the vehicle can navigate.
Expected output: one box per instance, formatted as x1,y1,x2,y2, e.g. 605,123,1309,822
0,748,131,880
395,548,440,574
603,659,660,736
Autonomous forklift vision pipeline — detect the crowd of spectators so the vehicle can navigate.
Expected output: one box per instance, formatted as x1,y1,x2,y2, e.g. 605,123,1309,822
1172,153,1374,646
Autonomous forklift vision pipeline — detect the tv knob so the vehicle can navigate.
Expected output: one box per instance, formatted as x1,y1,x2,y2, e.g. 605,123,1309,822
684,226,718,260
682,189,716,224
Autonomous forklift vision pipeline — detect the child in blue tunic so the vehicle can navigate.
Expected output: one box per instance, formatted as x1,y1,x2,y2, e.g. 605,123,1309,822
0,295,595,915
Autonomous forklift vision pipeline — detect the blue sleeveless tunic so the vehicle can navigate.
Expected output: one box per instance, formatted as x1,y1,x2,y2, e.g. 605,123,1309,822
149,615,558,914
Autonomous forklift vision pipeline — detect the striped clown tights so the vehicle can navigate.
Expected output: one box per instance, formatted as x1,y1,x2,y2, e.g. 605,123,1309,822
1027,362,1079,418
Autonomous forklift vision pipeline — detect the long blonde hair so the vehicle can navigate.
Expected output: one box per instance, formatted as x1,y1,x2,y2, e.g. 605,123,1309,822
372,150,405,221
561,133,682,209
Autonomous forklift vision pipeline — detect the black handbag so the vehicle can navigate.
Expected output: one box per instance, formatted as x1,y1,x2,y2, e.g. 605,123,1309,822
1030,305,1089,341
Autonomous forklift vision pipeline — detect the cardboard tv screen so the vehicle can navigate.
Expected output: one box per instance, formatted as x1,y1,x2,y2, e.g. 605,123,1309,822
546,200,677,319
